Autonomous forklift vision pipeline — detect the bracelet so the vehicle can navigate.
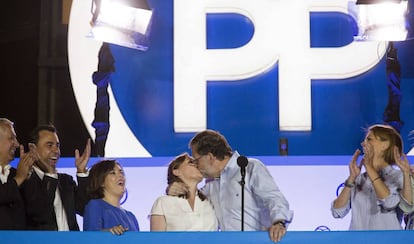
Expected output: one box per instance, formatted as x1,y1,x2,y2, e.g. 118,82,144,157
344,180,355,188
273,220,286,228
371,176,381,183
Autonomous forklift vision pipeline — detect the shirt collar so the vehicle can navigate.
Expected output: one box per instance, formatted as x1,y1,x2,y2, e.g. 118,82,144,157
0,164,11,184
33,165,45,179
0,164,11,172
221,151,240,177
381,164,395,176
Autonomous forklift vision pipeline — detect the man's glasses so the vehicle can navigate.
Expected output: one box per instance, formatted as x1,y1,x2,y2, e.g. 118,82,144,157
191,155,203,164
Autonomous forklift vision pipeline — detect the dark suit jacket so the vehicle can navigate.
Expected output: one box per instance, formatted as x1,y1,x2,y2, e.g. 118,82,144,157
21,171,88,230
0,167,26,230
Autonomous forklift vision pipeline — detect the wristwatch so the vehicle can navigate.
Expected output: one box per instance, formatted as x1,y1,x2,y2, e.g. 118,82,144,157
273,220,286,228
344,179,355,188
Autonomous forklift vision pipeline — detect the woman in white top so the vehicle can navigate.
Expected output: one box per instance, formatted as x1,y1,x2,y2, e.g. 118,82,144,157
150,153,218,231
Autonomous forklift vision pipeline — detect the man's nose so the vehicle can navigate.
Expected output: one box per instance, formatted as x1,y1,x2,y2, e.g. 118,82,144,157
52,146,60,153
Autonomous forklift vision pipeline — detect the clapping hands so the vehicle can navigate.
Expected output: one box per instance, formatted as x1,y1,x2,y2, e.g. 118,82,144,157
14,145,36,186
348,149,363,183
75,139,91,173
394,146,411,174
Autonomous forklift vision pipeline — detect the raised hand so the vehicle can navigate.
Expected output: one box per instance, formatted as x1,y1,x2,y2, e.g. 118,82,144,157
166,181,189,197
361,142,375,170
393,146,410,174
14,145,35,186
348,149,362,182
394,146,413,206
75,139,91,173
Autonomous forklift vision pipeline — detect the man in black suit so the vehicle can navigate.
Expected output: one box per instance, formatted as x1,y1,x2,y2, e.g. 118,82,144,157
21,124,91,230
0,118,34,230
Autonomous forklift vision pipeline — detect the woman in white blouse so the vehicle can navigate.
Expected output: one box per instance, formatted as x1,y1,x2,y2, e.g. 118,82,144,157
150,153,218,231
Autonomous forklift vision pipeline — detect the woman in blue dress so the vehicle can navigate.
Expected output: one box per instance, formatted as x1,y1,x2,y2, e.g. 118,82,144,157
83,159,139,234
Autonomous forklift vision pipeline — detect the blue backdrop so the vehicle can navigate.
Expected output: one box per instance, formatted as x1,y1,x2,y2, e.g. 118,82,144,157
106,1,414,156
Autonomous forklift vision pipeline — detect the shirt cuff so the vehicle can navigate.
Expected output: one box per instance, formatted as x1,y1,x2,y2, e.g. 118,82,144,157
45,172,58,179
77,171,89,177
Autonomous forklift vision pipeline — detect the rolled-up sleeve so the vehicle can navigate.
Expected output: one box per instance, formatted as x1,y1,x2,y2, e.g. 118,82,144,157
331,199,351,218
399,177,414,214
250,160,294,224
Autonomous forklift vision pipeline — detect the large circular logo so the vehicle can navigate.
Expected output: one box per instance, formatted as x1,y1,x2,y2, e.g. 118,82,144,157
68,0,414,157
68,0,151,157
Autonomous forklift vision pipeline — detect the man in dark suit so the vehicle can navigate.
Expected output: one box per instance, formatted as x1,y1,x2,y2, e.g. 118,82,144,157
21,124,91,230
0,118,34,230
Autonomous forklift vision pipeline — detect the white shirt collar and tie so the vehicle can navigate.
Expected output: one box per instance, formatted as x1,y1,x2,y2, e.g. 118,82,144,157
33,166,70,231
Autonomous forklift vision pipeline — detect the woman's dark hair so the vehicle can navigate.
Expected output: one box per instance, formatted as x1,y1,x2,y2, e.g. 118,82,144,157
367,124,403,164
167,153,206,201
87,159,120,199
189,130,232,160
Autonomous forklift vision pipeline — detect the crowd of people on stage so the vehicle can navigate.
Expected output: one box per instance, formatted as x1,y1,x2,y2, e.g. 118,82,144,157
1,118,414,242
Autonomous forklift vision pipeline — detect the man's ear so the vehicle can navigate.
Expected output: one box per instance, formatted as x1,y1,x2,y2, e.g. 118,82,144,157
206,152,214,160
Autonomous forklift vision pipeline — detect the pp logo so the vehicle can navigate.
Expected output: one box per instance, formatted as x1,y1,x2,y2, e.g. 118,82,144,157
314,225,331,231
120,189,128,205
68,0,390,157
336,182,345,197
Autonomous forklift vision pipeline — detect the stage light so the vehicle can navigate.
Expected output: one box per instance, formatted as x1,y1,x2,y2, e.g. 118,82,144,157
349,0,410,41
356,0,402,4
89,0,153,51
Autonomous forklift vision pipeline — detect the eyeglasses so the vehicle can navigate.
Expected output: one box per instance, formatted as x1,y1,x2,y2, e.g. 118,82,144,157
191,155,204,164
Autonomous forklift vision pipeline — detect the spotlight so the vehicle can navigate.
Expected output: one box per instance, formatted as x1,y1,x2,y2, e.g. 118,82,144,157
356,0,402,4
349,0,410,41
89,0,153,51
